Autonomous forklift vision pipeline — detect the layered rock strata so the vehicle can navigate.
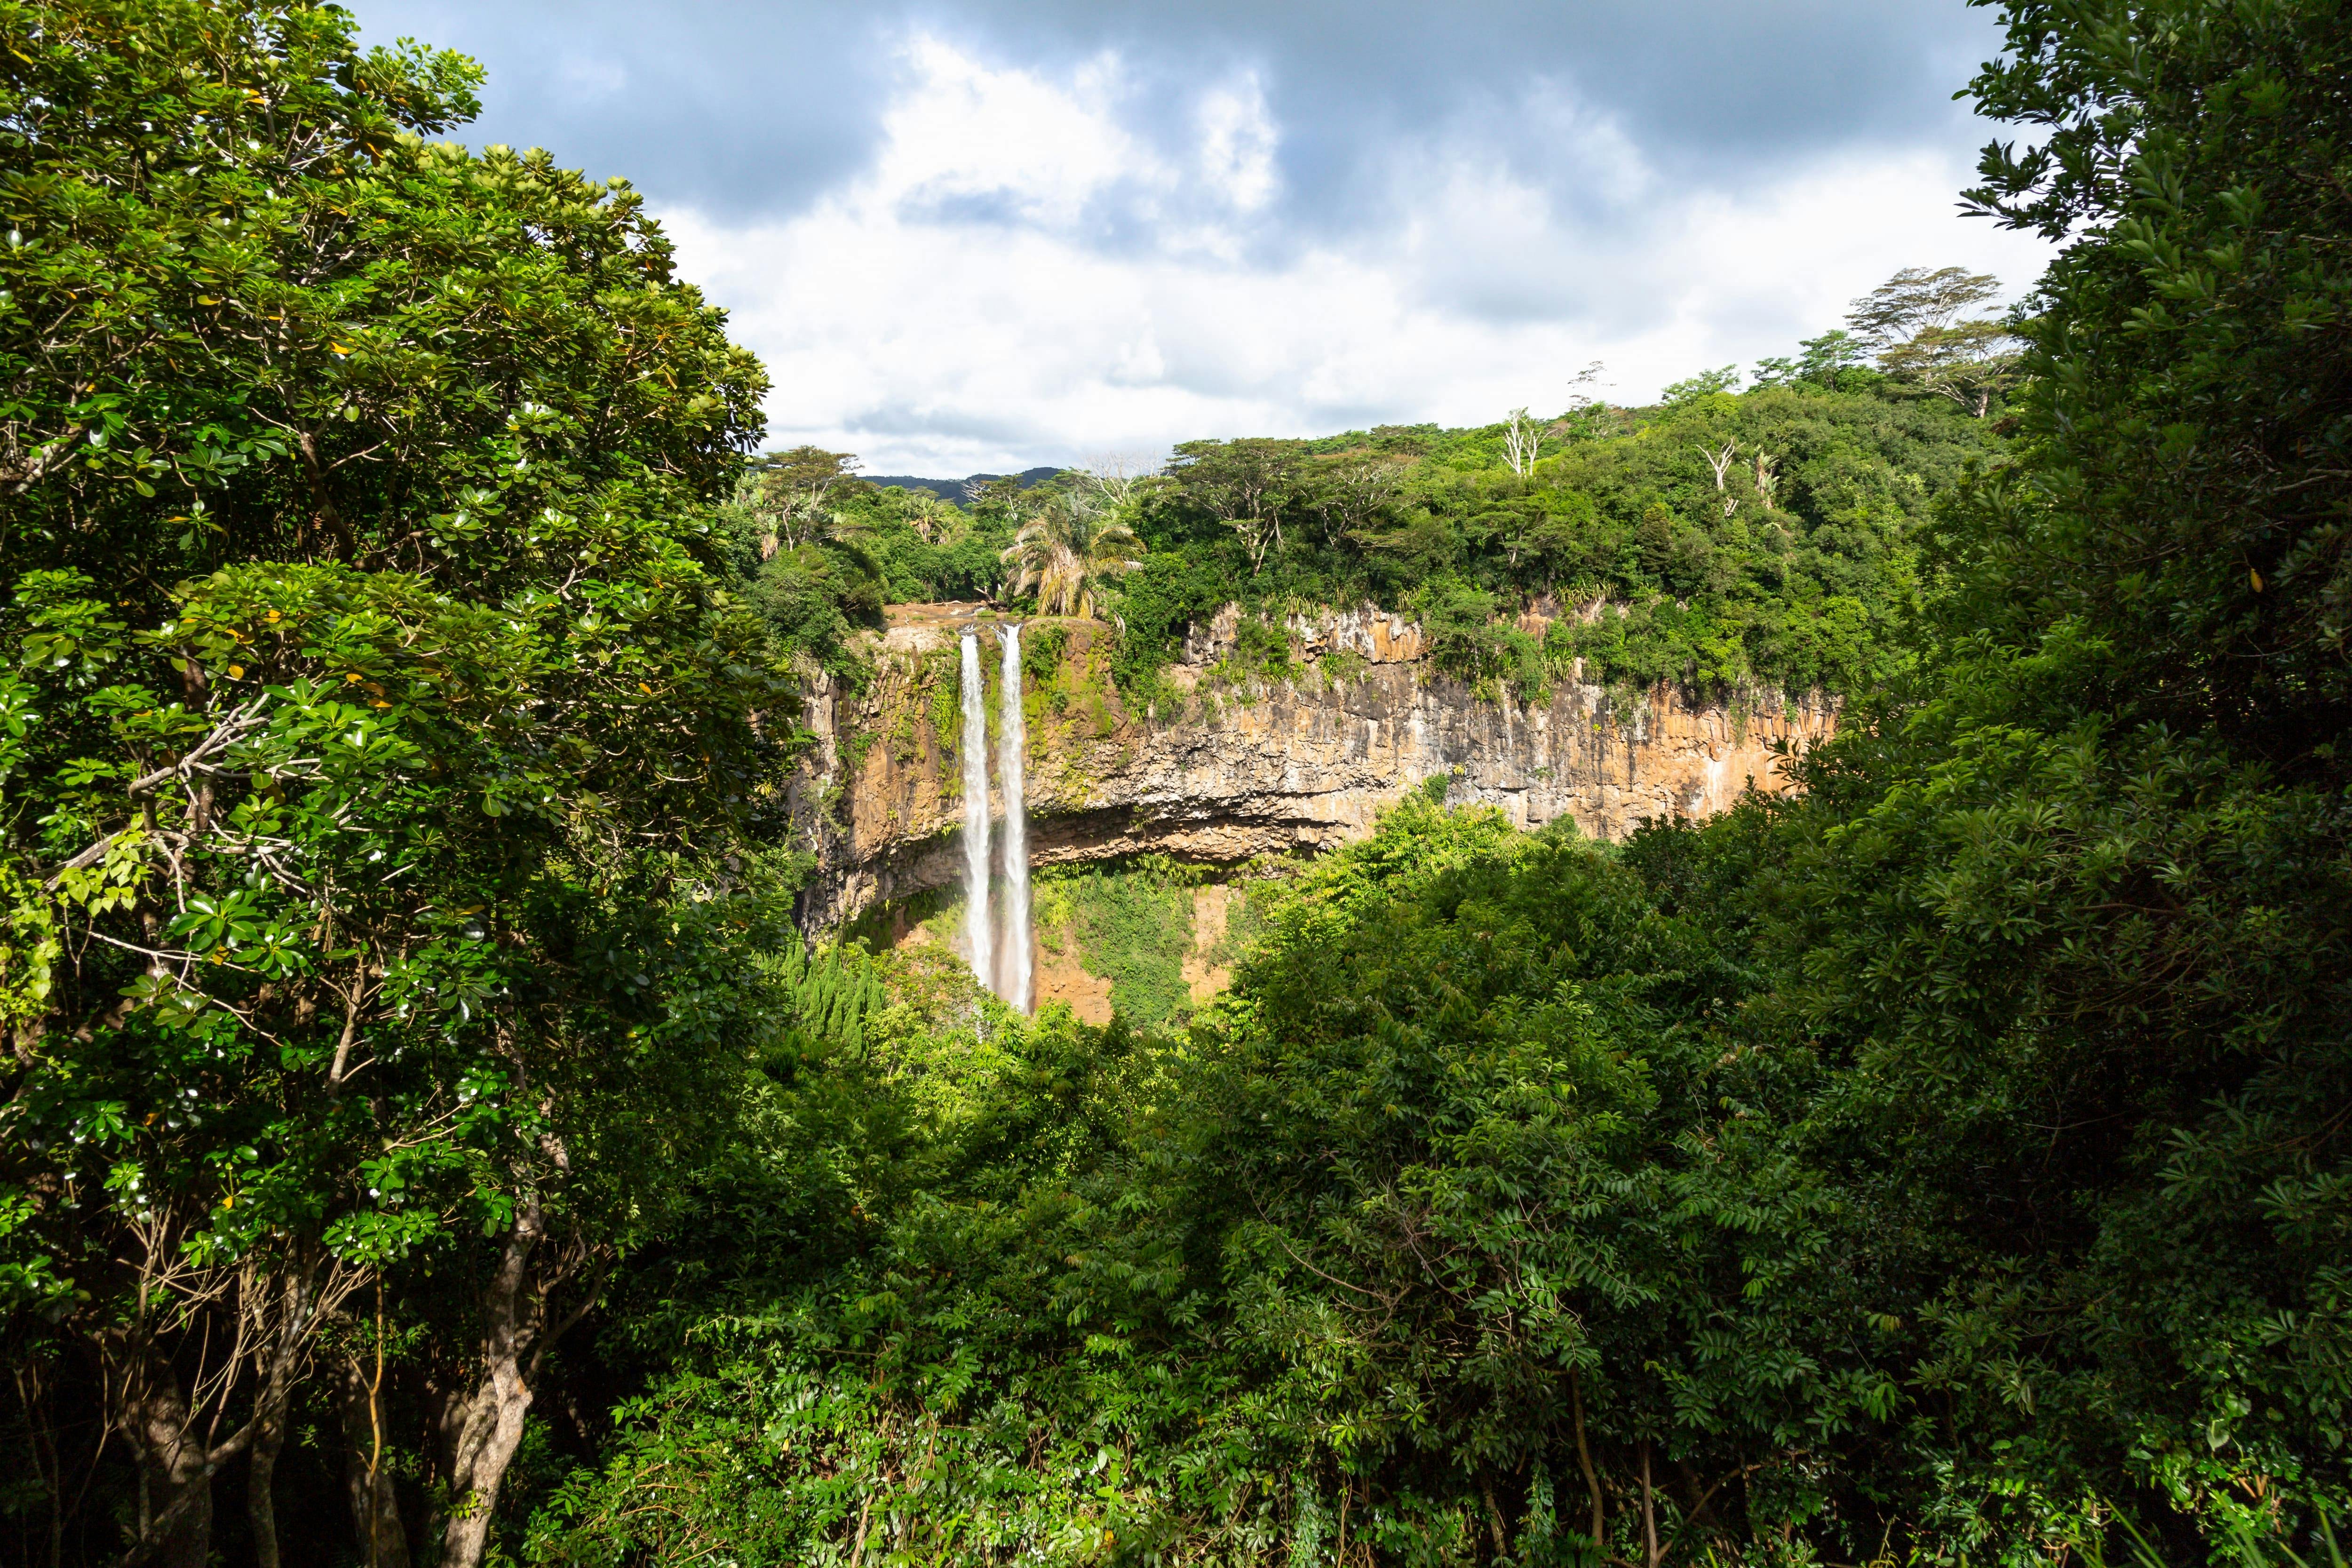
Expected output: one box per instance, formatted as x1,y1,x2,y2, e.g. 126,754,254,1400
788,603,1836,929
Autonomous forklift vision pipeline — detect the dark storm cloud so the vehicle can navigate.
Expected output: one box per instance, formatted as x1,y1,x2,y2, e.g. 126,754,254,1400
357,0,2010,230
353,0,895,212
923,0,2003,229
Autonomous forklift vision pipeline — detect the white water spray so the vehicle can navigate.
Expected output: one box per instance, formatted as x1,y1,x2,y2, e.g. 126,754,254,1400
997,624,1031,1013
958,631,993,991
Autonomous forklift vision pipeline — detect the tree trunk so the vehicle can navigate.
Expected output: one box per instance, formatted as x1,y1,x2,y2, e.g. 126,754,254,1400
340,1359,410,1568
1640,1441,1660,1568
433,1195,545,1568
126,1371,212,1568
11,1359,63,1568
248,1399,286,1568
1570,1372,1605,1554
245,1250,330,1568
1481,1477,1510,1557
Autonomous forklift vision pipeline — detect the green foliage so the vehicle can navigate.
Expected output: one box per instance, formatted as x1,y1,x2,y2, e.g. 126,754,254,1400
1661,365,1743,404
11,0,2352,1561
1958,0,2352,751
0,0,763,599
1659,0,2352,1541
0,2,791,1559
1001,486,1147,619
747,540,882,677
773,934,889,1060
1752,329,1877,390
1020,621,1070,685
705,476,1024,679
1107,381,1985,703
1033,857,1204,1032
522,803,1887,1563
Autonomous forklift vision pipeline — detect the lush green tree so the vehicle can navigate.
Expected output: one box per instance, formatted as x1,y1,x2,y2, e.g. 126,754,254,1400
0,3,780,1563
739,445,866,555
1836,267,2021,416
1875,318,2022,416
1168,437,1307,575
1752,328,1875,389
1660,366,1743,405
1697,0,2352,1549
1844,266,2002,350
858,481,1014,603
0,3,758,599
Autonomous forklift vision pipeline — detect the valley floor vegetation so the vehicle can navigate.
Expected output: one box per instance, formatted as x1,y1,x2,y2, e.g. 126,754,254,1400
2,0,2347,1566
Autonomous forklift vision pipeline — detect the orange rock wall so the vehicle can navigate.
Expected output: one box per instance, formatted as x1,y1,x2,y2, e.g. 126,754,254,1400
787,605,1836,928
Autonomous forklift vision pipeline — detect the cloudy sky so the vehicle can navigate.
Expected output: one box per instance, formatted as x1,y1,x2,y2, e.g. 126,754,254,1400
357,0,2055,476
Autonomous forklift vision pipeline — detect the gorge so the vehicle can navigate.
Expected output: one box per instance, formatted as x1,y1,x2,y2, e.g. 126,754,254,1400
16,2,2342,1561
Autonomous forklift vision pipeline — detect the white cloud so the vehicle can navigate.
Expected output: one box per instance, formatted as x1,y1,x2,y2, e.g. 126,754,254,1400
664,32,2055,476
1196,79,1279,216
880,36,1140,232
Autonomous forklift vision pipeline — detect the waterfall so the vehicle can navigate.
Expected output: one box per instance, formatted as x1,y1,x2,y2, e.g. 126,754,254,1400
958,631,993,992
997,624,1031,1013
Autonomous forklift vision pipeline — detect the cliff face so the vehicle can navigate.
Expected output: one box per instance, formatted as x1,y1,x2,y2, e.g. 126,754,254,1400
789,603,1836,928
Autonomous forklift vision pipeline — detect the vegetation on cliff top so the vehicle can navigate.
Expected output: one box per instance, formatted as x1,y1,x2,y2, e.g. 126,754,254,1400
738,277,2013,706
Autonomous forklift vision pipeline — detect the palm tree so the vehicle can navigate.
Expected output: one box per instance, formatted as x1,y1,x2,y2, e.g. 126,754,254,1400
903,491,964,545
999,489,1144,618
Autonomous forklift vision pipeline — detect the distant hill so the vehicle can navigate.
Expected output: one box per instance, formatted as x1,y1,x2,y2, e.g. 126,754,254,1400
864,465,1063,505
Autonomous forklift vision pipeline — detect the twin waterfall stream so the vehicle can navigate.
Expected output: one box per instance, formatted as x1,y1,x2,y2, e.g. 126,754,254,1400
957,626,1032,1012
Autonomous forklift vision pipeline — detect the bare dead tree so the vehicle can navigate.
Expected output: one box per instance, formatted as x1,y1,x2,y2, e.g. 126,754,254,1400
1691,440,1740,520
1697,439,1737,493
1502,407,1547,479
1566,359,1608,407
1077,451,1160,509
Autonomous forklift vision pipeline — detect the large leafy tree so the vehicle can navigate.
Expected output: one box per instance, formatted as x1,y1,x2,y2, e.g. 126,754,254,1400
738,445,866,556
0,3,781,1565
1725,0,2352,1548
1167,438,1306,575
1960,0,2351,748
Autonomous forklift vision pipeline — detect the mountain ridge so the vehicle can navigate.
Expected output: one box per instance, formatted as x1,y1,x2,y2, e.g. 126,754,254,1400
864,464,1063,505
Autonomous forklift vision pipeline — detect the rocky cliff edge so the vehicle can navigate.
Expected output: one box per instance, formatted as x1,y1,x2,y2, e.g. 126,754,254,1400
786,602,1837,929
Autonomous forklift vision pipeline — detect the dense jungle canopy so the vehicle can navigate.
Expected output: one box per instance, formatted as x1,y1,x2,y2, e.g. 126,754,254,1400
1,1,2347,1566
742,351,1999,702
